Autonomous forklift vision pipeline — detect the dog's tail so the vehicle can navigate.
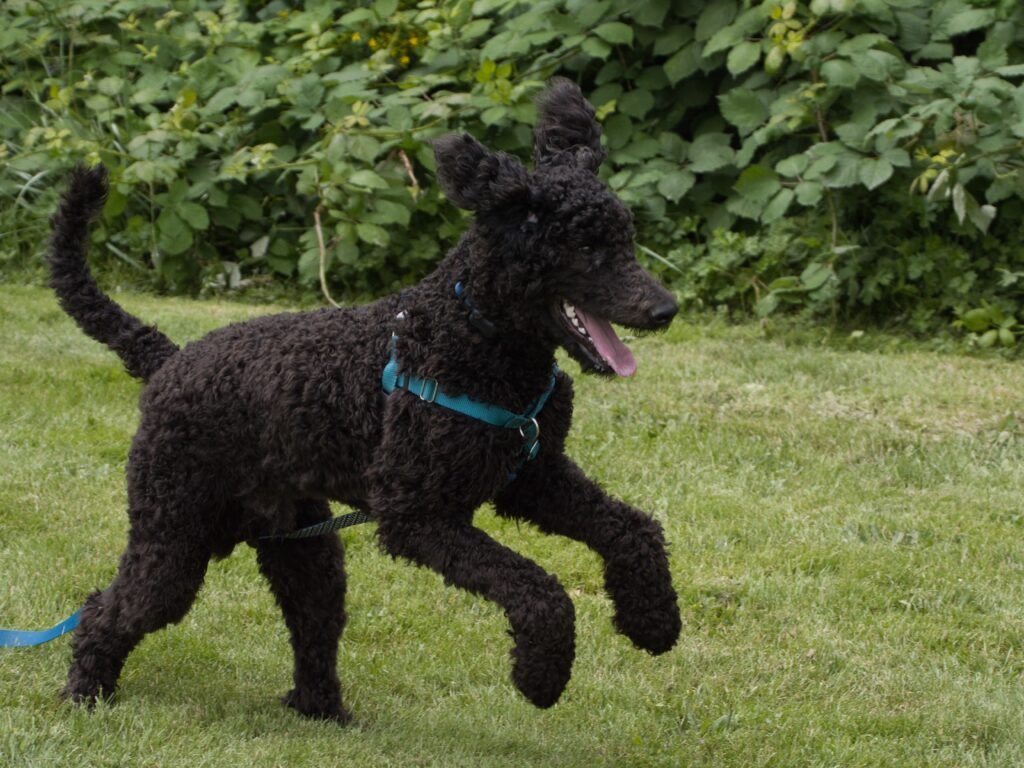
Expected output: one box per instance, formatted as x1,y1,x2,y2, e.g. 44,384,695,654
48,165,179,382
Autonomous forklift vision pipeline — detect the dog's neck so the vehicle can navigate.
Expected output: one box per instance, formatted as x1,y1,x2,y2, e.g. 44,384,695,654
386,257,557,398
453,281,497,338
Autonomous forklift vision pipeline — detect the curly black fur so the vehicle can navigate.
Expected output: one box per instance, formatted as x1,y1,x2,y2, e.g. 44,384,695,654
48,165,179,381
49,79,681,722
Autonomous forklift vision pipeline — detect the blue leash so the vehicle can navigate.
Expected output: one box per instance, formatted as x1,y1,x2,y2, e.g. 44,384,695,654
0,610,81,648
2,513,373,648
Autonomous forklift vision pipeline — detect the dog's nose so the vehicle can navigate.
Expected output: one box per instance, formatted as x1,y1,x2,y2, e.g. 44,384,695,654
647,298,678,327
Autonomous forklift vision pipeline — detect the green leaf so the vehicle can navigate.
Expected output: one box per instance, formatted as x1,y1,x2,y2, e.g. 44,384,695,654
582,37,613,59
964,194,997,234
961,308,992,333
776,154,809,178
823,155,862,189
696,0,738,43
882,148,911,168
374,0,399,17
941,9,996,39
755,292,779,318
719,88,767,135
603,114,633,150
97,76,125,96
734,164,781,203
801,262,833,291
767,276,801,292
157,211,193,256
367,200,411,227
764,45,786,74
349,136,383,164
593,22,634,46
664,42,701,84
205,87,239,114
850,50,900,82
688,133,735,173
178,202,210,231
727,41,762,76
633,0,670,27
657,169,696,202
952,182,966,224
297,247,321,284
619,89,655,119
340,8,376,25
762,188,795,223
820,59,860,87
573,0,611,27
859,157,894,190
837,33,889,56
795,180,825,206
654,25,694,56
348,170,389,190
356,222,390,247
927,169,952,204
995,64,1024,78
460,18,493,40
702,7,764,56
979,329,999,348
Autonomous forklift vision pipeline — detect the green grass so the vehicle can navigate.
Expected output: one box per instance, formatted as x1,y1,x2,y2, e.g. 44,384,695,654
2,283,1023,767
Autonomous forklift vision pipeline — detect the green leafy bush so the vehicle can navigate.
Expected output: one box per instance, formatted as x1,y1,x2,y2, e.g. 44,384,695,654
2,0,1023,340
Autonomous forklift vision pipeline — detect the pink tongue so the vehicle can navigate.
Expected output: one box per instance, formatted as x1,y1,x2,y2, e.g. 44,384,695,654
575,307,637,377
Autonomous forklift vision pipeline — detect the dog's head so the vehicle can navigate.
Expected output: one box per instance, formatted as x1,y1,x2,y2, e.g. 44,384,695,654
433,78,677,377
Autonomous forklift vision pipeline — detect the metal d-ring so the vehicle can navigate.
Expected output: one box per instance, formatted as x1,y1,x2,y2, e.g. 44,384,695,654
518,417,540,442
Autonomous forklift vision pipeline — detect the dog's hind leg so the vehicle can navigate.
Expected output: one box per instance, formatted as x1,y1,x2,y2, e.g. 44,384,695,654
254,499,350,724
63,519,210,705
495,453,681,656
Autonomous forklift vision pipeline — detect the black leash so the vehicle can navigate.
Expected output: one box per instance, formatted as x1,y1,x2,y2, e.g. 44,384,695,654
261,510,373,540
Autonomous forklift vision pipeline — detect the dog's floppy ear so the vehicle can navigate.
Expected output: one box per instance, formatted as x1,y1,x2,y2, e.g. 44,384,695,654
533,77,606,173
433,133,530,213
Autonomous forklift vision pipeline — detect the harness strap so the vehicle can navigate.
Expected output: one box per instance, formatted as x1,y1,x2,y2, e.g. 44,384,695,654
382,333,558,463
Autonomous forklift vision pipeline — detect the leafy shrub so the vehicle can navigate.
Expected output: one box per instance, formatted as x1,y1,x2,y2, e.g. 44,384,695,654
2,0,1023,341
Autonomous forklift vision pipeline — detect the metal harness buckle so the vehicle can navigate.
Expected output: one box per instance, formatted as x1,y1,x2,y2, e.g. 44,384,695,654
417,377,439,403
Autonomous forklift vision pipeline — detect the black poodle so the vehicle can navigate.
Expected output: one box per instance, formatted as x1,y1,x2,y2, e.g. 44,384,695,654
48,78,681,723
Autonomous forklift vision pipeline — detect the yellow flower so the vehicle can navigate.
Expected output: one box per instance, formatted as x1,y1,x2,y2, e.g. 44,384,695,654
408,35,419,46
400,55,410,66
368,37,378,49
351,32,361,42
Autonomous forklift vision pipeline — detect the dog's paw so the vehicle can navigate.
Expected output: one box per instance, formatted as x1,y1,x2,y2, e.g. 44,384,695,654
613,597,681,656
506,589,576,708
510,644,573,709
282,688,352,725
60,679,111,709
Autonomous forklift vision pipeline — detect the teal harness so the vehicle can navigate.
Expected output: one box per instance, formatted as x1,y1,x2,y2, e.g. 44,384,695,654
381,332,558,471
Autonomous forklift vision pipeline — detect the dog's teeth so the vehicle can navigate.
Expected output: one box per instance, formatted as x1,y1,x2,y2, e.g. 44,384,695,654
561,300,590,338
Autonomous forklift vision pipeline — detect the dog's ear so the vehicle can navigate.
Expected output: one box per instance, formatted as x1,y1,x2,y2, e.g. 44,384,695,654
533,77,606,173
433,133,530,213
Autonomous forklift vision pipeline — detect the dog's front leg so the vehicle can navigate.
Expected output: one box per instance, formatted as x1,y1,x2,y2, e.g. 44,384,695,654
495,453,681,656
375,513,575,708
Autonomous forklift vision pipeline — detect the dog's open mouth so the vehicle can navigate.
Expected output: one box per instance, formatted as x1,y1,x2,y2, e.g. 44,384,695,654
556,301,637,377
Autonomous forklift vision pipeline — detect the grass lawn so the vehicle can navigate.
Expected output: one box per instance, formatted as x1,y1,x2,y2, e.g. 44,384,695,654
2,283,1023,767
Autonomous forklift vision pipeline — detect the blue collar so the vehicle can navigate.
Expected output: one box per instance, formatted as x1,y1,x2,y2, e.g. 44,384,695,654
381,332,558,468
